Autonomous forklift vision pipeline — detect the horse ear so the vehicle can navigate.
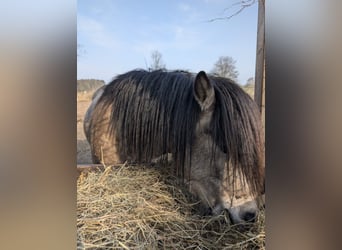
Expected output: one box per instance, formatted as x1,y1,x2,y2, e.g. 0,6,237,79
193,71,215,111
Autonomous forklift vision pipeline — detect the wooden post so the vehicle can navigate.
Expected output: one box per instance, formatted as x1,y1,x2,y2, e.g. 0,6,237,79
254,0,265,116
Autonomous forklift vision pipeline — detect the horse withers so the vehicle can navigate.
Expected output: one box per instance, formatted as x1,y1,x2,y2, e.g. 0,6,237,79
84,69,265,224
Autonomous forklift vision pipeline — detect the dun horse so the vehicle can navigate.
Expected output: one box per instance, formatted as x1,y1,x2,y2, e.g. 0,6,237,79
84,69,265,224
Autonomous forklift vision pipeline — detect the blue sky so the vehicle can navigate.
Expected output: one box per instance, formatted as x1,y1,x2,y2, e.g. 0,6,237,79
77,0,258,85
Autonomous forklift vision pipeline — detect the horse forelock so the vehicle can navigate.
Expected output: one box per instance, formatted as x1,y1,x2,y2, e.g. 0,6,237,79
210,76,265,197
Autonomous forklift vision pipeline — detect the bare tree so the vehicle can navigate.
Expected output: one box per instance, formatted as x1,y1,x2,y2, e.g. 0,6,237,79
245,77,255,87
149,50,166,70
211,56,239,81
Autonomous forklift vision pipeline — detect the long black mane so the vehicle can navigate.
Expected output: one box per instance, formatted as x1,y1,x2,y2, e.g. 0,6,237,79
92,69,264,195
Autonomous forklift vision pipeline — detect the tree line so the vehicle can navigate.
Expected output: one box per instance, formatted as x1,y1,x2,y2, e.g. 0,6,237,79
77,51,254,88
148,50,253,86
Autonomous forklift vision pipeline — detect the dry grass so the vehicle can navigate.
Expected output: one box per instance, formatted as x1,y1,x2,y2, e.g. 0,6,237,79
77,91,96,102
77,164,265,249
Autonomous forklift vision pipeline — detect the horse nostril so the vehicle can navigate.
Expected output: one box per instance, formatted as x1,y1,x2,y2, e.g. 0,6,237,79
243,211,256,222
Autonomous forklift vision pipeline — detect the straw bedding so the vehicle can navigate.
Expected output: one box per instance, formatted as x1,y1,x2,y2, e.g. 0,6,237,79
77,164,265,249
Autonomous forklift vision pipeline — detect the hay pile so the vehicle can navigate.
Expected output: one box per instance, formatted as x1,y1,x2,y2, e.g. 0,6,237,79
77,164,265,249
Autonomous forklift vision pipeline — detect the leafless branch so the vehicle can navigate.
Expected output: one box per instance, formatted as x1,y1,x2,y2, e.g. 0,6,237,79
208,0,256,22
221,0,254,14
